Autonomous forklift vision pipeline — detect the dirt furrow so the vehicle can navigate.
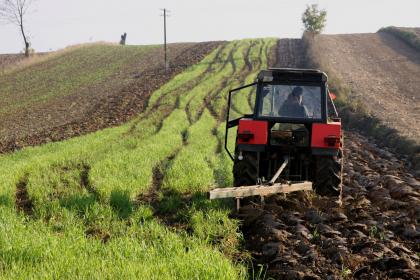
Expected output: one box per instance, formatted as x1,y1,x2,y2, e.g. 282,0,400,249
225,41,260,118
79,163,100,200
15,174,34,216
275,39,306,68
244,41,258,72
144,42,228,118
186,43,239,124
239,131,420,279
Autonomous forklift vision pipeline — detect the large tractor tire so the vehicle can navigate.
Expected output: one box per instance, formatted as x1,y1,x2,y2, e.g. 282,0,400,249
313,148,343,197
233,151,259,187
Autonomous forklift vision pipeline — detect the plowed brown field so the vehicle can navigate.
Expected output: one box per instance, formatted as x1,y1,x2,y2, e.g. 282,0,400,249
311,32,420,145
238,38,420,279
0,54,25,71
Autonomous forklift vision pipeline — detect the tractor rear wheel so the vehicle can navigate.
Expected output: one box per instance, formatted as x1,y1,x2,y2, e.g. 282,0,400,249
313,149,343,197
233,151,259,187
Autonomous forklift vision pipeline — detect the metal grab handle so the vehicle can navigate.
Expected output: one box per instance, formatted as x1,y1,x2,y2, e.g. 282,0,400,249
269,156,289,185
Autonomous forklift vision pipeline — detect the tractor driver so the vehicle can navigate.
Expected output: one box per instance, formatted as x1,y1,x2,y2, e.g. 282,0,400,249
279,86,309,118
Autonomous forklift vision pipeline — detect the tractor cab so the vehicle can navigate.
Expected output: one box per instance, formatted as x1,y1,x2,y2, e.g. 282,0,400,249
255,69,327,123
212,68,343,204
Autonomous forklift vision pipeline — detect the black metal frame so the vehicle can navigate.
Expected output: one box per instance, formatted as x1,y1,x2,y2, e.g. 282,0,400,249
225,82,257,160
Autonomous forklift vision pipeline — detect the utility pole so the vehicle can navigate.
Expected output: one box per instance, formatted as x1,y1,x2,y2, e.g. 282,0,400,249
161,8,171,71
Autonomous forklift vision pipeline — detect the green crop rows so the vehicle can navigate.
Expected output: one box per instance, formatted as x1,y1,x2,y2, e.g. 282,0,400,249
0,45,157,115
0,38,276,279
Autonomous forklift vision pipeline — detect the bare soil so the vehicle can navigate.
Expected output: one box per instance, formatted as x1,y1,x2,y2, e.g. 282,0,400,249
239,131,420,279
0,52,49,72
0,42,222,153
0,54,25,71
311,32,420,145
236,38,420,279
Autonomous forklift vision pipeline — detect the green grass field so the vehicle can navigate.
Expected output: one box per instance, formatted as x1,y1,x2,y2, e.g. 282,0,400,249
0,38,276,279
0,44,157,114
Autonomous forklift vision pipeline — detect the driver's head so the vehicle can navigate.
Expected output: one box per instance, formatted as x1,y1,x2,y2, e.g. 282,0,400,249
291,87,303,104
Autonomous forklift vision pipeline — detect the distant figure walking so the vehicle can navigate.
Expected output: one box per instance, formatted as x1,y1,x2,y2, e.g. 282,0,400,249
120,33,127,45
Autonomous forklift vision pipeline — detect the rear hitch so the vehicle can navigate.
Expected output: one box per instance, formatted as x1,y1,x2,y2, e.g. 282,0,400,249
209,156,312,210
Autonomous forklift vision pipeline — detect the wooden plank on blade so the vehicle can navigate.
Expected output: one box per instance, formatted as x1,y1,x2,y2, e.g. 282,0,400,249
209,182,312,199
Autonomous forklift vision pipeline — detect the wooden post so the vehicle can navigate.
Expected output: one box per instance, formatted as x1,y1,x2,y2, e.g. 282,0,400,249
162,8,169,71
209,182,313,200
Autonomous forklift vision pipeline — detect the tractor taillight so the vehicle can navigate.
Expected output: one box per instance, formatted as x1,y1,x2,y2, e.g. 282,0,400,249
237,130,254,142
324,135,340,147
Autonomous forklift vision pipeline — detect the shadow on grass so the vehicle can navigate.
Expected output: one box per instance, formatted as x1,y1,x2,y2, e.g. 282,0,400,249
157,190,233,214
0,194,13,207
110,189,133,219
154,189,235,226
59,194,97,215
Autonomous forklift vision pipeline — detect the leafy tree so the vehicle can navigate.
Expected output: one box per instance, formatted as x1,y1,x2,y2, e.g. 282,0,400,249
302,4,327,35
0,0,35,56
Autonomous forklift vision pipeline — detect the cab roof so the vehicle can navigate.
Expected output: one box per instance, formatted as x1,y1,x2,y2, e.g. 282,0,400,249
257,68,328,83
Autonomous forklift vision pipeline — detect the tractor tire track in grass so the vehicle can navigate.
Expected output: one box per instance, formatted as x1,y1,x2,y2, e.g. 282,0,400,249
155,40,249,199
146,111,220,230
124,44,224,138
79,163,100,201
201,40,260,155
148,41,227,111
84,227,111,244
137,148,181,207
140,42,232,130
136,133,190,229
245,40,262,108
203,40,258,121
134,43,230,132
244,41,257,72
193,40,256,124
50,162,100,199
15,174,33,217
227,40,264,117
184,42,239,124
178,42,249,183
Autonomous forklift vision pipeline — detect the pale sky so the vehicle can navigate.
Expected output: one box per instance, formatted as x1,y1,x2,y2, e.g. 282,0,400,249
0,0,419,54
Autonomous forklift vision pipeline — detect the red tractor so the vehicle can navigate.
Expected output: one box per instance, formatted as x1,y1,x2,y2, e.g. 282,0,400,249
210,68,343,203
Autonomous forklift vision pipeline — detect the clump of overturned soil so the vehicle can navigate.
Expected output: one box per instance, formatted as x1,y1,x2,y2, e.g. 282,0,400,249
0,41,223,153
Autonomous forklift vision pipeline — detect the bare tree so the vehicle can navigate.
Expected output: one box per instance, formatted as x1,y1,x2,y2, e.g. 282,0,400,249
0,0,35,56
